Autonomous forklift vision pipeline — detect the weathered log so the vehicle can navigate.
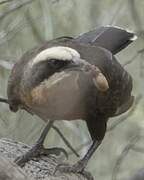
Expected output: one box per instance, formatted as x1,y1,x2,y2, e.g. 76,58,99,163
0,138,89,180
0,156,34,180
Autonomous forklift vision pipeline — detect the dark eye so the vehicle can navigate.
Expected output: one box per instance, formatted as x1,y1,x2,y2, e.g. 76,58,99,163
50,59,61,66
50,59,70,69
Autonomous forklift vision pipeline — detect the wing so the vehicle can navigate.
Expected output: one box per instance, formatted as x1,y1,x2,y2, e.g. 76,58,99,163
74,26,136,54
112,95,134,117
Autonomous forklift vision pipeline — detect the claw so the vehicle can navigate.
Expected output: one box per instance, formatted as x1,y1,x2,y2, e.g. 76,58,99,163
54,162,94,180
15,156,27,167
14,144,68,167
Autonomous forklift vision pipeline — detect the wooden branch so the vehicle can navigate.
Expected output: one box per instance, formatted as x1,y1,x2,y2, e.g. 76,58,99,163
0,138,89,180
0,156,34,180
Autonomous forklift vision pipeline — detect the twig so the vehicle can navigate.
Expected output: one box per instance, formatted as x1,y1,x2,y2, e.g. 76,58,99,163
112,134,140,180
139,52,144,77
25,8,44,43
0,0,13,5
0,0,35,21
123,53,140,67
68,140,90,156
109,0,124,25
0,97,9,104
0,15,38,46
0,56,16,62
131,146,144,154
123,48,144,67
0,59,14,69
51,0,60,3
128,0,143,36
52,125,80,157
138,48,144,54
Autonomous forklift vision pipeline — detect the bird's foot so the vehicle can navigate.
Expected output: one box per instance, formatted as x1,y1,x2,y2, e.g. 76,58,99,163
54,160,94,180
14,143,67,167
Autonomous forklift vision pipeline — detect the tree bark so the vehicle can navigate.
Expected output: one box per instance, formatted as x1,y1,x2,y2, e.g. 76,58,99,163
0,138,89,180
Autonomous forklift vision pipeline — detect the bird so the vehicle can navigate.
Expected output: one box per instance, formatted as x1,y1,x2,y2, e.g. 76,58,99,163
7,26,136,179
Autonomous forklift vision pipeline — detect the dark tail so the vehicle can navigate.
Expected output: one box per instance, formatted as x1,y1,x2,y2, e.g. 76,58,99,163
74,26,137,54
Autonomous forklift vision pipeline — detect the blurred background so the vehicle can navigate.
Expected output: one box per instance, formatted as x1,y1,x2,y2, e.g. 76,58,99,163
0,0,144,180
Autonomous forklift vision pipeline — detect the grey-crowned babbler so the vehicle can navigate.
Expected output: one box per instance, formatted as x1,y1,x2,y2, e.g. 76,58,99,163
7,26,136,179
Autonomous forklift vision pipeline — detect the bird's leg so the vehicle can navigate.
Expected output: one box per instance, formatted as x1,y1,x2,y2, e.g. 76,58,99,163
55,118,107,180
55,140,101,180
15,120,67,167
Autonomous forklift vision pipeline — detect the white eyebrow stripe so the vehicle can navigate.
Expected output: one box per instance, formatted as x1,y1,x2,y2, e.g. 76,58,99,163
31,46,81,66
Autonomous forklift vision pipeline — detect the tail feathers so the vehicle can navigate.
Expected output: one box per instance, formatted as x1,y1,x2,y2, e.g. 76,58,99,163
74,26,137,54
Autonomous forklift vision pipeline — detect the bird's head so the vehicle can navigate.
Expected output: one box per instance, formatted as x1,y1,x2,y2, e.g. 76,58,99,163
30,46,85,71
24,46,88,89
